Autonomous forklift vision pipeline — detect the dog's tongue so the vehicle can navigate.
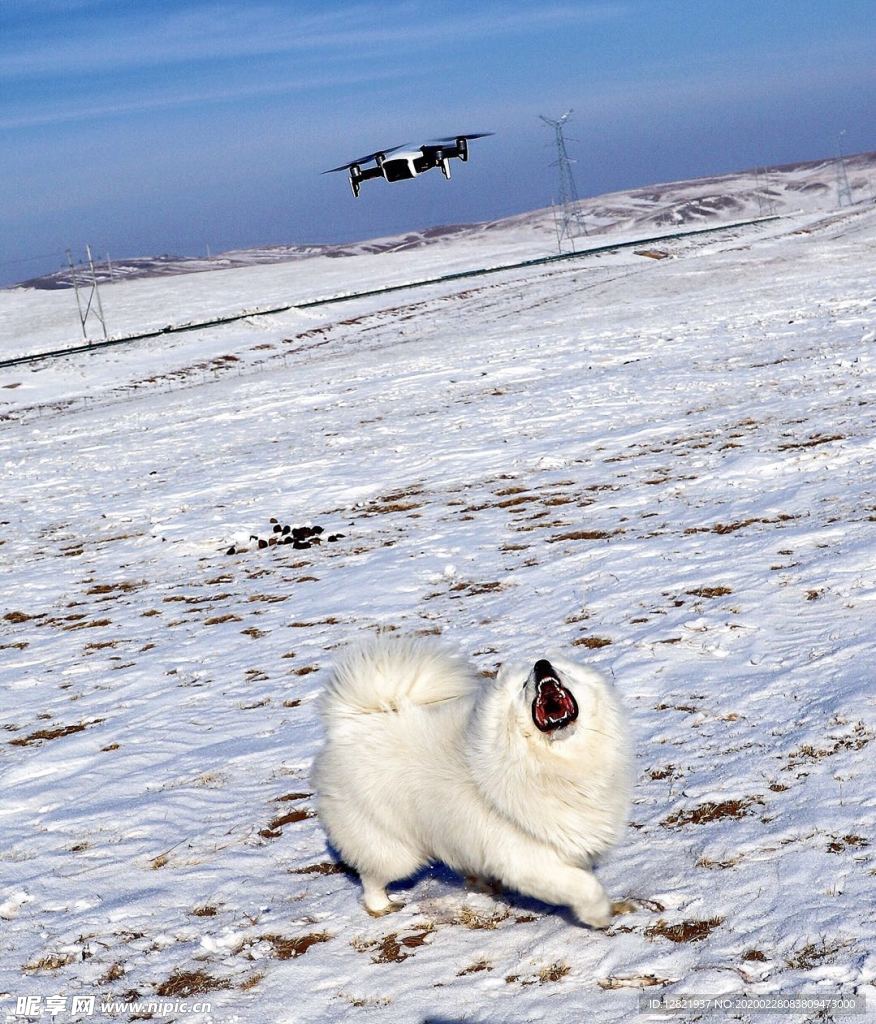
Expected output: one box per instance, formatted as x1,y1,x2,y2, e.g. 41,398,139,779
531,660,579,733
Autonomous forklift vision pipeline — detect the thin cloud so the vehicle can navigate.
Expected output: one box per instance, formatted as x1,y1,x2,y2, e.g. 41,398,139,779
0,66,407,131
0,2,629,79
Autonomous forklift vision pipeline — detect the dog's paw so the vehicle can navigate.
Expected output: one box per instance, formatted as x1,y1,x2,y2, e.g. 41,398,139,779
575,896,613,930
365,899,404,918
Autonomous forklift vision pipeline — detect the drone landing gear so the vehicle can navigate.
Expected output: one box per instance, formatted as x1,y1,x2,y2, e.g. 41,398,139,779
349,164,362,198
440,157,452,180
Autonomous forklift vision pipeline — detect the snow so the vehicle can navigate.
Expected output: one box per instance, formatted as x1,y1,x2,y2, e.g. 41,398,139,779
1,176,875,1024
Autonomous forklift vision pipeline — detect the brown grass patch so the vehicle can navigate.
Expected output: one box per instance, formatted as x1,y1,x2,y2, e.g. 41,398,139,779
261,931,331,960
190,906,218,917
687,586,733,598
826,834,868,854
4,610,42,623
449,580,504,595
548,530,614,542
155,970,230,997
777,434,844,450
457,959,492,976
356,927,433,963
785,937,852,970
646,917,723,943
25,951,77,972
685,514,796,535
784,725,871,768
538,962,570,983
742,949,768,962
274,791,312,802
99,963,125,984
573,636,612,649
455,905,511,930
61,618,112,631
239,973,263,991
10,719,104,746
86,581,144,595
494,495,532,508
663,797,760,827
268,808,314,829
203,614,241,625
292,861,352,876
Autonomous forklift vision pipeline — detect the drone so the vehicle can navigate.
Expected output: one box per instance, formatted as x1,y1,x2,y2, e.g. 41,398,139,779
324,133,493,197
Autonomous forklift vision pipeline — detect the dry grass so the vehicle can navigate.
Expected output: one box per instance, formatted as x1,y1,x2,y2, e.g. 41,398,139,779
86,581,145,595
663,797,760,827
260,931,331,960
685,514,797,535
598,974,671,990
454,905,511,930
457,959,492,976
785,937,852,970
292,861,352,876
267,808,314,830
25,951,77,972
99,963,125,984
538,962,570,983
645,917,723,943
687,586,733,598
826,834,868,854
4,610,42,623
548,529,615,542
155,969,230,997
9,719,104,746
354,927,433,963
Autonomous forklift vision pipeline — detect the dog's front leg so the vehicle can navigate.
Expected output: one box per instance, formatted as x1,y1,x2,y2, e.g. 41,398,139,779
498,856,613,929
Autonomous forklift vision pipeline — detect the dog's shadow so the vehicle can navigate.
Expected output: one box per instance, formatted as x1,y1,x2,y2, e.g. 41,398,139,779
323,843,574,925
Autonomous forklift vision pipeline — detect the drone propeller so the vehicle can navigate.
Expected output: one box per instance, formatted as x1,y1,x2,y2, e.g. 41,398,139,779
322,145,406,173
423,133,494,145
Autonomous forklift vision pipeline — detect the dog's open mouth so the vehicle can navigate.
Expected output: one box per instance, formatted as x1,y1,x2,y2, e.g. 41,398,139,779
531,659,579,733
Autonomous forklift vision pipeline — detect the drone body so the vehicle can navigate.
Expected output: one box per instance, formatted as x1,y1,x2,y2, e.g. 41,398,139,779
324,133,493,197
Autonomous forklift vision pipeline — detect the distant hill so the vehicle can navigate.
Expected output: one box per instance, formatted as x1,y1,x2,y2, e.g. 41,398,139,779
11,151,875,291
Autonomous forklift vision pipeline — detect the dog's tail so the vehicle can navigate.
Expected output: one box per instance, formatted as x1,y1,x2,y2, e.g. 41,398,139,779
322,635,478,716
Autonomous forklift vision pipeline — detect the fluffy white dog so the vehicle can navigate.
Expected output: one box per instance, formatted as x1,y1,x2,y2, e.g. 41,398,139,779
312,636,632,928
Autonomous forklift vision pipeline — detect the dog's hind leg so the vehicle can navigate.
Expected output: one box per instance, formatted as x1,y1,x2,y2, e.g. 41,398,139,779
362,875,403,917
355,843,424,917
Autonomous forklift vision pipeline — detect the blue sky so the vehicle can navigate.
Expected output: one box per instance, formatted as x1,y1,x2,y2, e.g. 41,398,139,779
1,0,874,285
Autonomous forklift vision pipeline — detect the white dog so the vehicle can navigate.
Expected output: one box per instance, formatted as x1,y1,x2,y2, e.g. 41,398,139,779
312,636,632,928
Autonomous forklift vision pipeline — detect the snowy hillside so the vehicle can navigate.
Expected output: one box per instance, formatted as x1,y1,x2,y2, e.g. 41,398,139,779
9,150,875,293
1,192,875,1024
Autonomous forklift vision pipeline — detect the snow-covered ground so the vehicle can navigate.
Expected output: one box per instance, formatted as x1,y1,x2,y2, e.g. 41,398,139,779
1,189,875,1024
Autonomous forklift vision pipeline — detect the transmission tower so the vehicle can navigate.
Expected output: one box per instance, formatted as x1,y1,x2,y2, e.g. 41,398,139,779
67,245,108,342
753,166,777,216
835,129,853,208
539,109,587,252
